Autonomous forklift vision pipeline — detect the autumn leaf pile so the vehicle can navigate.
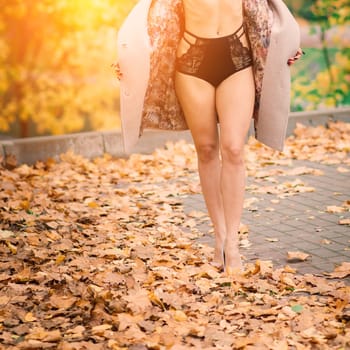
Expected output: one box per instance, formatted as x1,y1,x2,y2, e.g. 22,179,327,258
0,122,349,350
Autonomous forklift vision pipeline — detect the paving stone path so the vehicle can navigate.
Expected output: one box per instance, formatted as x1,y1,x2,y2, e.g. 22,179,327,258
183,160,350,280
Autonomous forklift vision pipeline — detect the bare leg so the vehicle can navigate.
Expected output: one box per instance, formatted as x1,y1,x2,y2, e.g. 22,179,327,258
216,67,255,272
175,73,226,267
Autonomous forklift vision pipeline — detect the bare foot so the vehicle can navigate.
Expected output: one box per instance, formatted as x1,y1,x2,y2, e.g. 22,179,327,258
224,239,243,274
211,233,225,270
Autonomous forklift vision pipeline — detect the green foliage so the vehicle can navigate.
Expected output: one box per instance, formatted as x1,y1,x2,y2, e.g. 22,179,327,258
286,0,350,111
0,0,136,137
285,0,350,24
291,48,350,111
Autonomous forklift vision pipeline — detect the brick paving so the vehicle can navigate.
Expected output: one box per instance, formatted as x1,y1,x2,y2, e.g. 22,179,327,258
182,160,350,280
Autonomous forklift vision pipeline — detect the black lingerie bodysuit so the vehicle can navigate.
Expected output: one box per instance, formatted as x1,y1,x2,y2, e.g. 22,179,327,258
175,24,253,87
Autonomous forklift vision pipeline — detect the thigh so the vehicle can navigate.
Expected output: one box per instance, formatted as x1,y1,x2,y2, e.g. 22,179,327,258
216,67,255,149
175,72,218,148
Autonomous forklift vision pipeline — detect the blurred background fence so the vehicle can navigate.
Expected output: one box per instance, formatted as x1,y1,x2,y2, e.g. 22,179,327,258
0,0,349,139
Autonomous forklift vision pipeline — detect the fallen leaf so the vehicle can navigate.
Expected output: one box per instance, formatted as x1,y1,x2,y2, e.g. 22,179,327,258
24,312,37,322
291,304,304,313
49,295,77,310
326,205,346,213
91,324,112,336
339,218,350,225
187,210,206,218
287,251,310,262
239,223,249,234
26,328,61,342
173,310,187,322
123,289,152,314
55,254,66,264
337,167,349,173
87,201,100,208
327,262,350,279
0,230,14,239
5,241,17,254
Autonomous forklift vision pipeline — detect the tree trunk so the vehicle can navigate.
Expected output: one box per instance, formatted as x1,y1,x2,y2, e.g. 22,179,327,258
20,120,29,138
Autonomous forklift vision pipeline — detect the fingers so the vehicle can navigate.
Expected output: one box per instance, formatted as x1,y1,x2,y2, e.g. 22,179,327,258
288,48,304,66
111,62,123,80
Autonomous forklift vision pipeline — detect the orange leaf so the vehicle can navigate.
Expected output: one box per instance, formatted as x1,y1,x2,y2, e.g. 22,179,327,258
328,262,350,279
24,312,37,322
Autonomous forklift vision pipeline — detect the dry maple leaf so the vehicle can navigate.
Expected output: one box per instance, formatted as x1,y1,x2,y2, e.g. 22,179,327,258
287,251,310,262
25,327,62,342
123,289,153,314
49,294,77,310
327,262,350,279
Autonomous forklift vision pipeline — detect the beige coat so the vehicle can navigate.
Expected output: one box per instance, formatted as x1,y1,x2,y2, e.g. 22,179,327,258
117,0,300,152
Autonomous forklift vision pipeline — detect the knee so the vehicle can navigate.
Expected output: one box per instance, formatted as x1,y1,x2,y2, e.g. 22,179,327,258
196,143,219,163
221,144,244,165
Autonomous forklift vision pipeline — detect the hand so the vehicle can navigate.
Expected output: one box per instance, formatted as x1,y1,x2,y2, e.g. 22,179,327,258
288,48,304,66
111,62,123,80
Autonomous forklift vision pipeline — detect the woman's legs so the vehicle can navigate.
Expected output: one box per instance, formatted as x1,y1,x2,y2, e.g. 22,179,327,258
175,73,226,267
216,67,255,272
175,65,254,271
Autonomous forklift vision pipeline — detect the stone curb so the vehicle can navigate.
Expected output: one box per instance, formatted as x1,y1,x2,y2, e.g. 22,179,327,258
0,129,193,165
1,108,349,165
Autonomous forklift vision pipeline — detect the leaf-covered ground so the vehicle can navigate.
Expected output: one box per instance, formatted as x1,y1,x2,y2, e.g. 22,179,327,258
0,122,349,350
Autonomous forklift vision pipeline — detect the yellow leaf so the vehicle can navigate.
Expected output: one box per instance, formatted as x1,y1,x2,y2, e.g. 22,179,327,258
6,241,17,254
88,201,99,208
148,291,165,310
56,254,66,264
173,310,187,322
24,312,37,322
20,200,31,211
284,265,296,274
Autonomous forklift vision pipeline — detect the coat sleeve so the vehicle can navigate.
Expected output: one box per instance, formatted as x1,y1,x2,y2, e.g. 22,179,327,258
255,0,301,151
